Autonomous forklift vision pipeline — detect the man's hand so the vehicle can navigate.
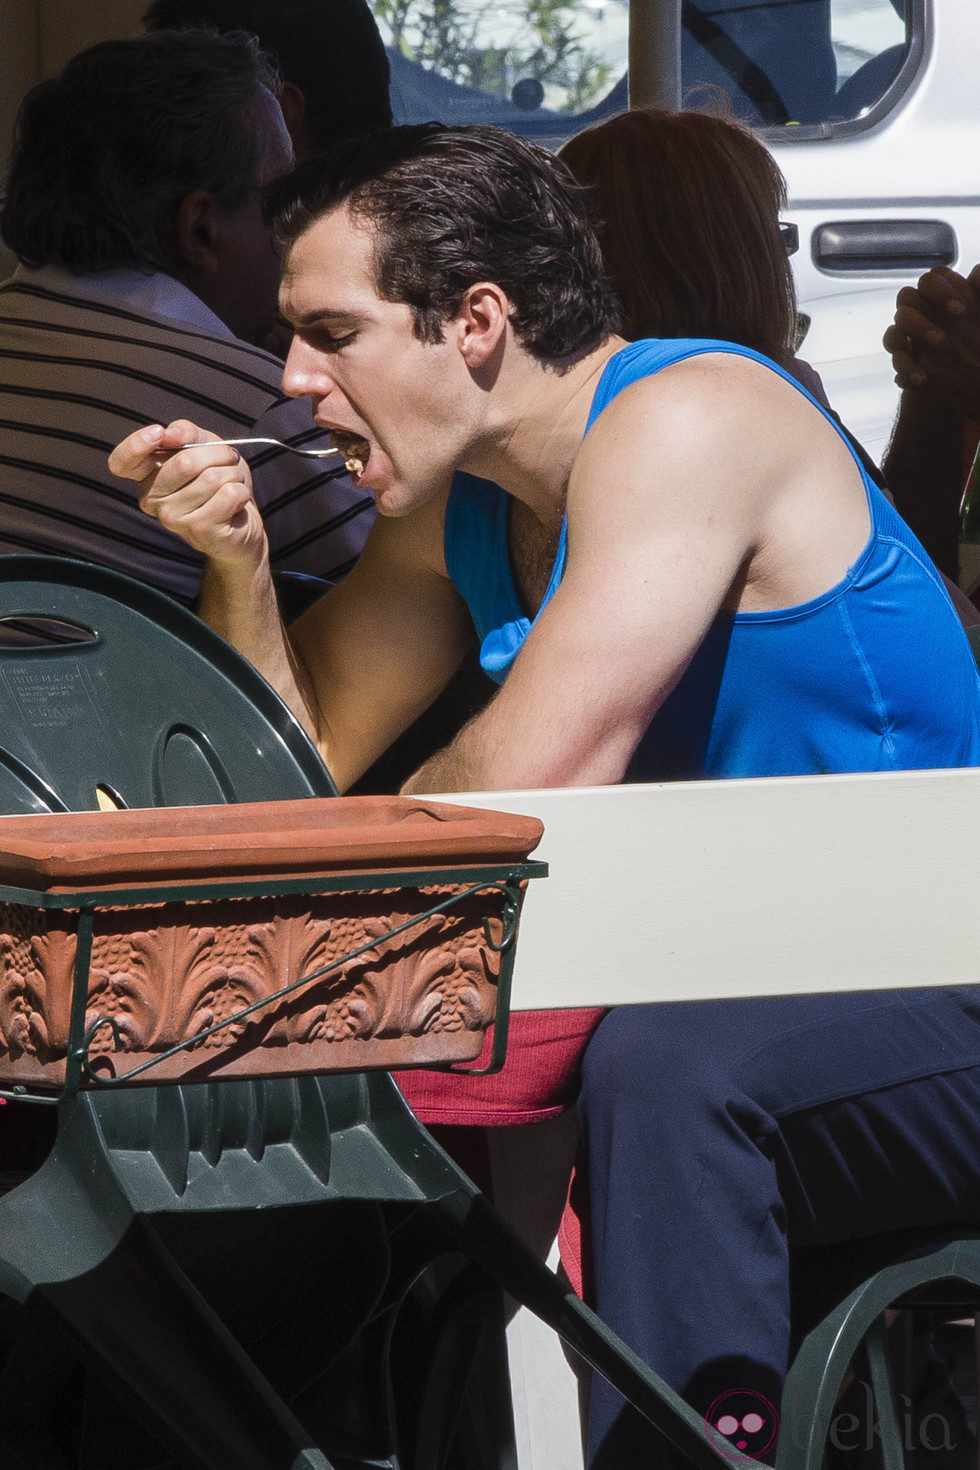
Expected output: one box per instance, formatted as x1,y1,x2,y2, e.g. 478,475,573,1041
109,417,471,792
883,266,980,418
108,419,268,569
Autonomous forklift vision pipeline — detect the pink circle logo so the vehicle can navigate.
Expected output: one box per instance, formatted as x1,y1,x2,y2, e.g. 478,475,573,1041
704,1389,779,1460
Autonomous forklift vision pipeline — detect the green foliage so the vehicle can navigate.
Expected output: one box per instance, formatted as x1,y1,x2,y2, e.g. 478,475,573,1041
375,0,614,113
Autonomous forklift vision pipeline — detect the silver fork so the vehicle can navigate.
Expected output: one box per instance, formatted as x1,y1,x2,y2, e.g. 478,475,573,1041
173,437,342,459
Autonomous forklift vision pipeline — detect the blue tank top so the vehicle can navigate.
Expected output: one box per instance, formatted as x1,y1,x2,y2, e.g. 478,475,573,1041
444,338,980,779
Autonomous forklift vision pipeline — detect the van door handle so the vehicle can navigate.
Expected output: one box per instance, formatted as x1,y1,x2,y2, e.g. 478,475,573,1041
813,220,957,273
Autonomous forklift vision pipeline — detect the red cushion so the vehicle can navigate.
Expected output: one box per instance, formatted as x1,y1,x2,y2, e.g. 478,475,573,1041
395,1007,606,1126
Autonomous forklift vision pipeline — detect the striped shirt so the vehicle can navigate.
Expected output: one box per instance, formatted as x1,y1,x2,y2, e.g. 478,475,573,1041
0,266,375,603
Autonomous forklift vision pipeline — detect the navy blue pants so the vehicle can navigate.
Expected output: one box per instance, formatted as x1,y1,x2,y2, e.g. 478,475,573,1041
578,987,980,1467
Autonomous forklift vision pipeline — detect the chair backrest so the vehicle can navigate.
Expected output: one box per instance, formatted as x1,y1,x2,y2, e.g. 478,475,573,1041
0,555,336,813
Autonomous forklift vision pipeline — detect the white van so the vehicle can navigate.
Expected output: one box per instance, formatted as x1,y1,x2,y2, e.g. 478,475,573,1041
1,0,970,462
378,0,978,464
767,0,980,464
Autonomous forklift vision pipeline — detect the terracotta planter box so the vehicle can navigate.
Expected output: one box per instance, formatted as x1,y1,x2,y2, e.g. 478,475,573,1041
0,796,544,1092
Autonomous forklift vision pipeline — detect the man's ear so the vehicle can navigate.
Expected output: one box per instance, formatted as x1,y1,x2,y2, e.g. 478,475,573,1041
457,282,510,369
277,82,307,153
173,190,221,274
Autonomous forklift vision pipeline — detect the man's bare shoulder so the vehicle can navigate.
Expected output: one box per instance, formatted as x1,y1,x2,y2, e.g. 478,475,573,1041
582,350,810,458
564,349,871,615
569,351,806,530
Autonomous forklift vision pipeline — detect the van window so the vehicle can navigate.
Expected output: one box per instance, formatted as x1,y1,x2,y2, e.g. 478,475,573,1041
381,0,629,140
682,0,910,128
380,0,910,141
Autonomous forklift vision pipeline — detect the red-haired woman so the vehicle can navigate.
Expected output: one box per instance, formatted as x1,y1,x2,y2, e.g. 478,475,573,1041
559,105,827,406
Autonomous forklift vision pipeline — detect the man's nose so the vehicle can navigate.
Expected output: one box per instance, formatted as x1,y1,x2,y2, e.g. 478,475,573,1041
281,338,334,401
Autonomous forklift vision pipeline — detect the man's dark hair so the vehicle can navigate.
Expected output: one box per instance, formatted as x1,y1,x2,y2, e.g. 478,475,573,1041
267,125,619,367
142,0,393,150
1,30,280,274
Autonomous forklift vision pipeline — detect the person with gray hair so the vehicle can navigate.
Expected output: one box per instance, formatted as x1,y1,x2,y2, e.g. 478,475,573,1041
141,0,393,159
0,29,373,604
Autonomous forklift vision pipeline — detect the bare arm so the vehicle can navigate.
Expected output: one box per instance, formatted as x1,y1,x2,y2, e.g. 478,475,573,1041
404,359,789,794
278,504,472,788
109,420,471,790
882,266,980,578
883,390,966,578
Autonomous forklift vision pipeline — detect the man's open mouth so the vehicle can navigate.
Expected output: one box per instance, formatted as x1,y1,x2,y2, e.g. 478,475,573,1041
327,430,371,476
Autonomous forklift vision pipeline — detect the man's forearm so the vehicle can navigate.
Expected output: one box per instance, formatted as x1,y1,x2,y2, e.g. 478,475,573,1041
883,389,967,578
198,553,322,747
400,665,638,797
401,738,480,796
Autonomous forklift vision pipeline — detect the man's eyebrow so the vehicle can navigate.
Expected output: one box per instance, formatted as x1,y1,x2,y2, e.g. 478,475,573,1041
282,307,361,328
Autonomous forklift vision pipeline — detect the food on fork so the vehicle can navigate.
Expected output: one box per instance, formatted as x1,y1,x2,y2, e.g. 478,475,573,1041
328,430,370,476
164,429,370,474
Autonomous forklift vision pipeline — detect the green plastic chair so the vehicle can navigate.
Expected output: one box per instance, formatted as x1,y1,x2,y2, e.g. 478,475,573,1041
780,1236,980,1470
0,556,745,1470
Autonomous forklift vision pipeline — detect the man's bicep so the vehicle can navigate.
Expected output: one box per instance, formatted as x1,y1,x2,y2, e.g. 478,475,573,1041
507,545,730,781
409,365,782,793
289,517,471,789
472,434,757,786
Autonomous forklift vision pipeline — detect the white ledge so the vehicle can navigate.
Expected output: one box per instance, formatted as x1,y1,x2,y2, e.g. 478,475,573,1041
437,768,979,1008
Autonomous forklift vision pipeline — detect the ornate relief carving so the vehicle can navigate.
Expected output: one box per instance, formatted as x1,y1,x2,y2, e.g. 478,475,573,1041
83,925,271,1057
0,930,48,1057
0,910,78,1059
0,879,513,1086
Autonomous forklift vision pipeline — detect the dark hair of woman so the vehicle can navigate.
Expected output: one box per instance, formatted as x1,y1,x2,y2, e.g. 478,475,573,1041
558,107,797,363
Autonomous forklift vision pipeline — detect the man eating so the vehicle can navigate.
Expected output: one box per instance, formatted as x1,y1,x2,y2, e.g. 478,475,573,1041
110,122,980,1467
